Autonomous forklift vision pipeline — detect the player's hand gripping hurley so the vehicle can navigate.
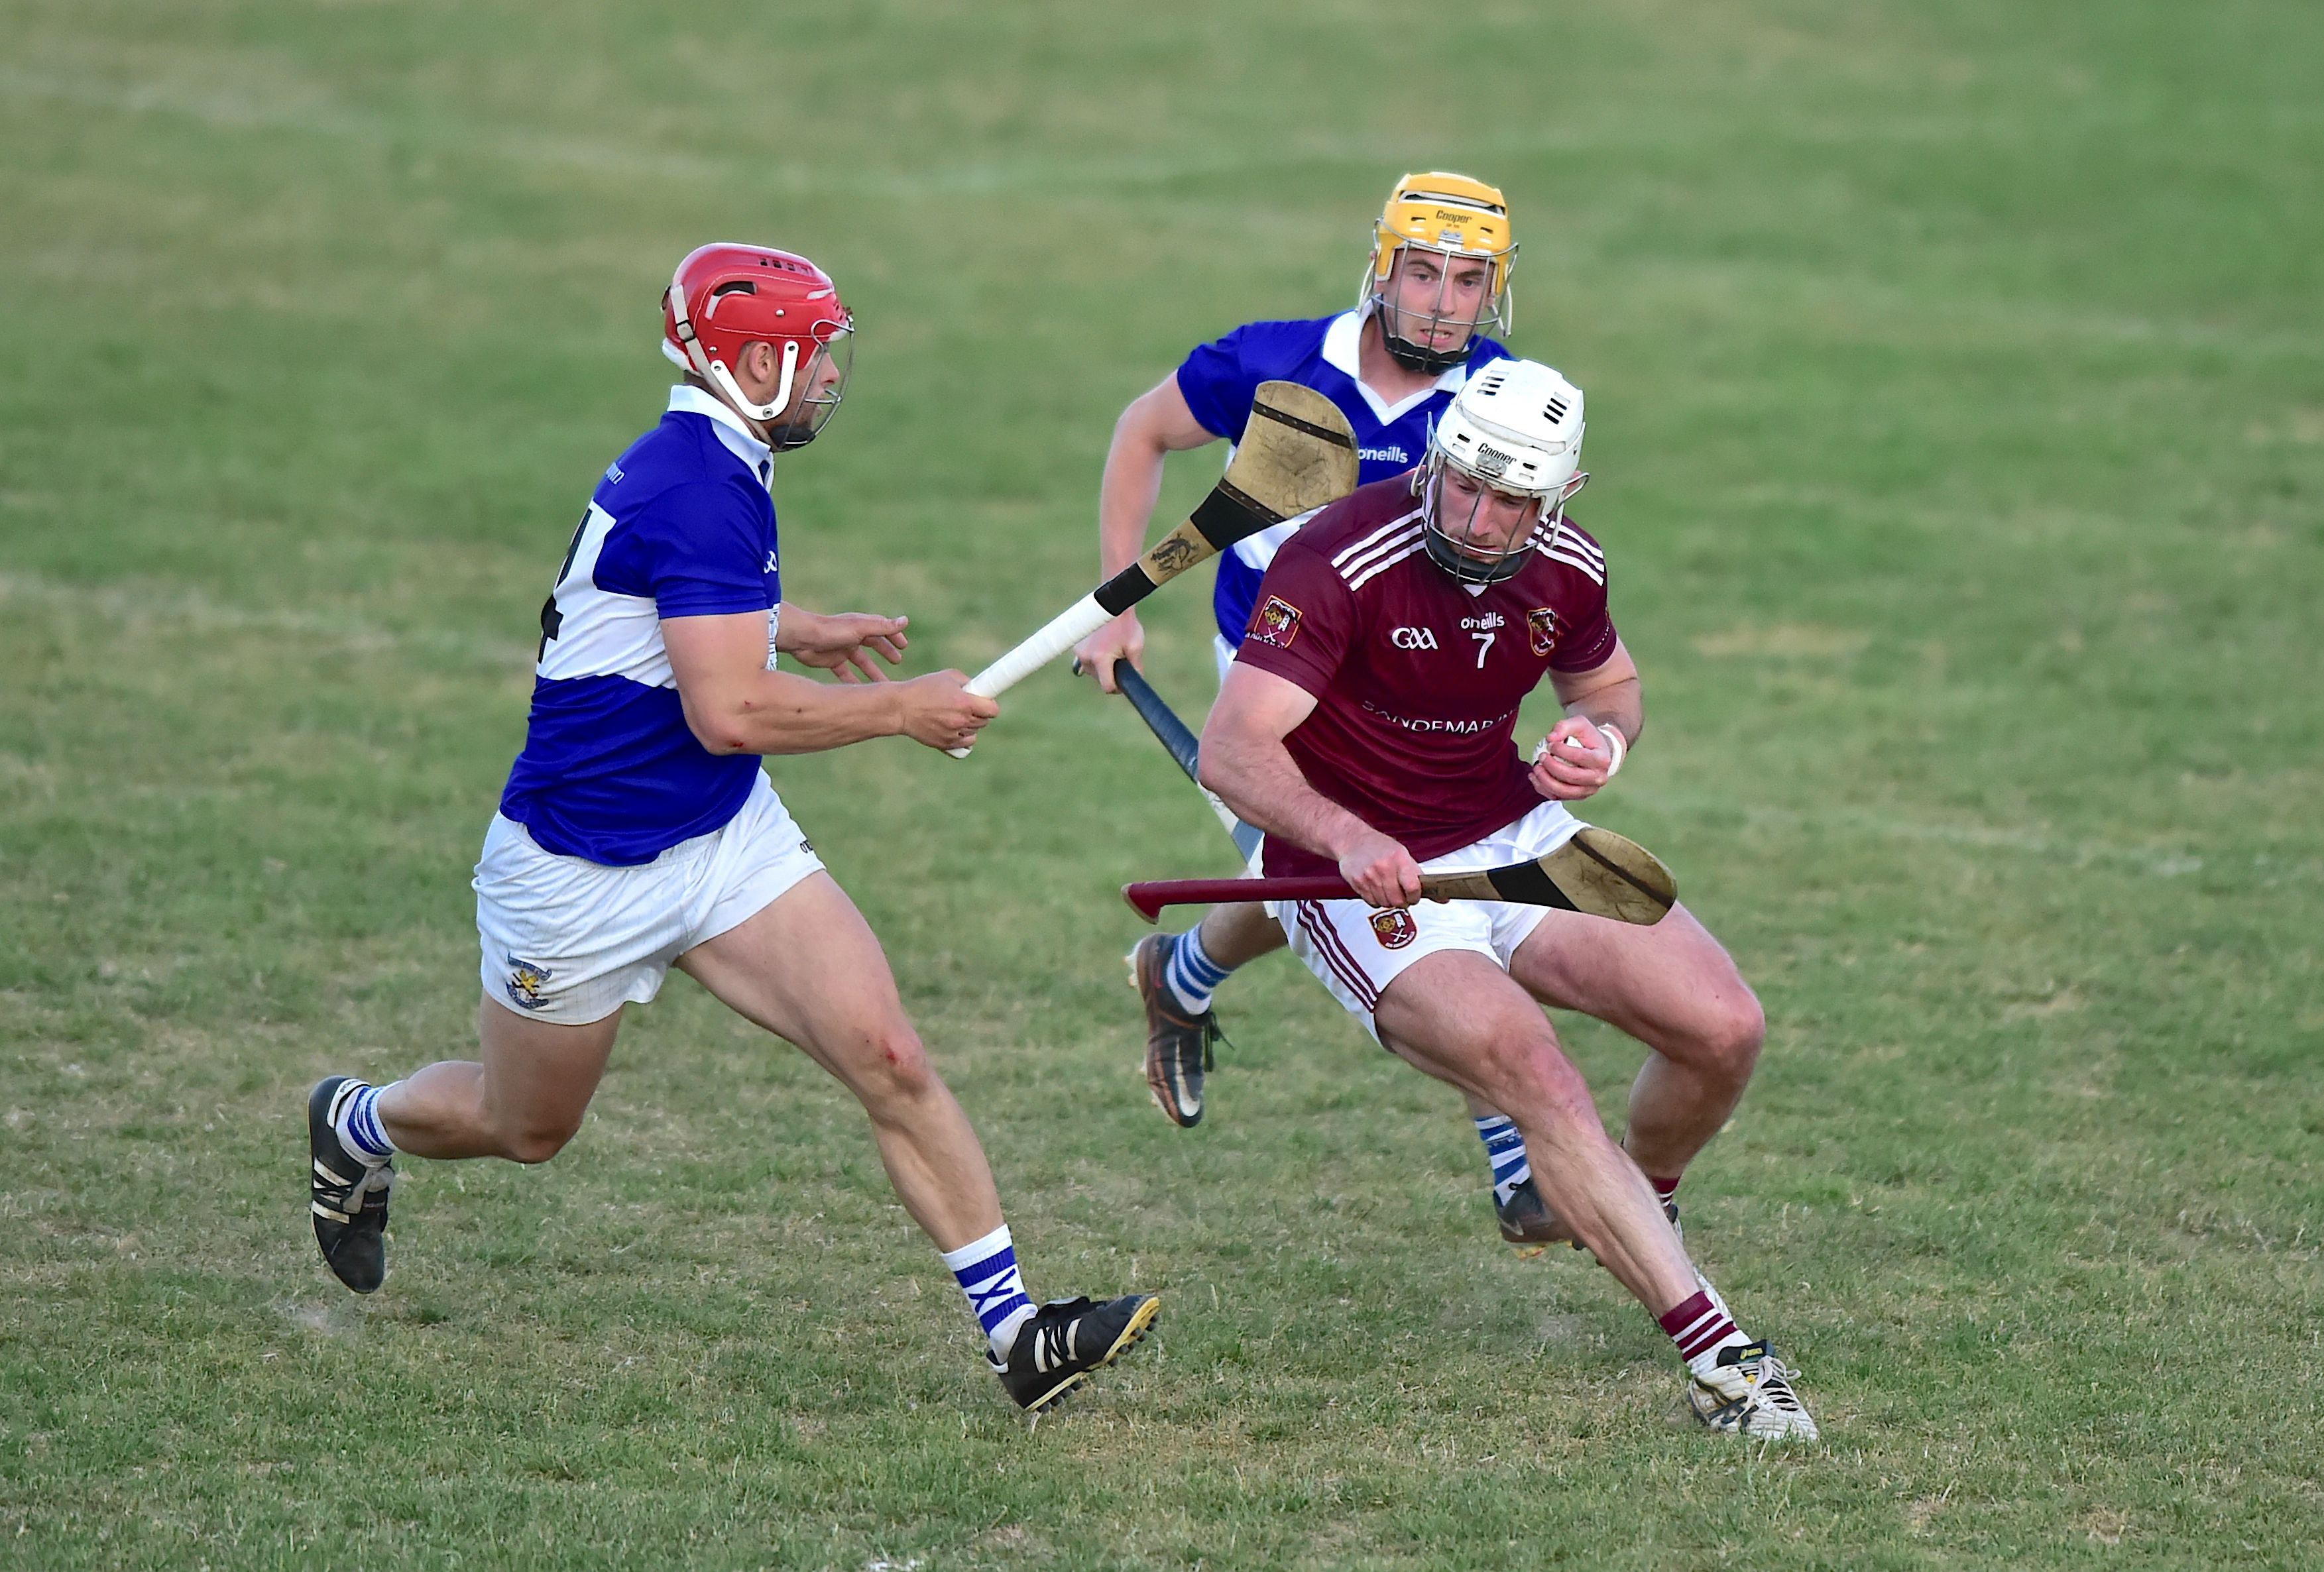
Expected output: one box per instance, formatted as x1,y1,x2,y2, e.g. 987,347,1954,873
1123,826,1678,926
946,382,1359,755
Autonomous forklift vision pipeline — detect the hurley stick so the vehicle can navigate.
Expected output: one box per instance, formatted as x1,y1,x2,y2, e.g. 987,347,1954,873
1110,662,1262,865
1122,826,1678,927
947,382,1357,755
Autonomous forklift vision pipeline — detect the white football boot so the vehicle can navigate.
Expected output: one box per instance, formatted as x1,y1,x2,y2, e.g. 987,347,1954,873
1686,1342,1820,1441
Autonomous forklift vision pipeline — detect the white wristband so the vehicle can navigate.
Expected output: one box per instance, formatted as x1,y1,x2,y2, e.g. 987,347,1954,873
1532,724,1627,777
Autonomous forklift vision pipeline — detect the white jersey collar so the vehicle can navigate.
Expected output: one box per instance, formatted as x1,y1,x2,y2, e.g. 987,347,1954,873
1321,309,1476,426
668,383,773,479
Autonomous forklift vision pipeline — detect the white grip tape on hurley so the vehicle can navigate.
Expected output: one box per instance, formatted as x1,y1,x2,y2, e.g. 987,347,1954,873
944,592,1112,757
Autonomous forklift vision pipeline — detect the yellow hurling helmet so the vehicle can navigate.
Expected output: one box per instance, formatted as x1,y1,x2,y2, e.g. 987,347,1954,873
1361,172,1517,373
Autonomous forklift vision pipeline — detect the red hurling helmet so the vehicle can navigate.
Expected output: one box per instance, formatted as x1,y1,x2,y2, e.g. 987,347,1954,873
661,243,854,450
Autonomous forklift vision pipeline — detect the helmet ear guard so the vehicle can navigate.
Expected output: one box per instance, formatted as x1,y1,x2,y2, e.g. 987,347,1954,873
668,280,803,423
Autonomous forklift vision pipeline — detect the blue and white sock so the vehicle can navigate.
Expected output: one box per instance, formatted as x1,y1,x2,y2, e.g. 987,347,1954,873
1161,927,1232,1015
941,1223,1037,1359
1475,1114,1531,1205
331,1080,398,1165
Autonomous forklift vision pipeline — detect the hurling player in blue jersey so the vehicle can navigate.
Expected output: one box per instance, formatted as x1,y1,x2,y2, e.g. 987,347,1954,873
1073,174,1572,1246
307,244,1156,1412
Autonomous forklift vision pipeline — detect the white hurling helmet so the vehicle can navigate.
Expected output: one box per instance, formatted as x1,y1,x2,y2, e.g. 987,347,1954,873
1420,359,1588,585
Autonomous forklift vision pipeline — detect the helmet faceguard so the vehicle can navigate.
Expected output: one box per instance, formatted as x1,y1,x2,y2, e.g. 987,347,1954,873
759,331,854,451
662,243,855,452
1361,172,1517,375
1420,455,1588,585
1419,360,1588,585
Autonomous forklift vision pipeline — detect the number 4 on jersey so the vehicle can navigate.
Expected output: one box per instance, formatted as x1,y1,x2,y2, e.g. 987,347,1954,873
538,507,591,658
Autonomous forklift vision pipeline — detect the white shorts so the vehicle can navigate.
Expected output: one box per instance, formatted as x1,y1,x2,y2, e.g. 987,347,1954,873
1269,799,1585,1041
474,772,825,1025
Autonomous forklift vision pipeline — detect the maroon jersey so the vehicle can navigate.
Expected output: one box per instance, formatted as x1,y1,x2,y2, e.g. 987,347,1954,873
1232,474,1617,877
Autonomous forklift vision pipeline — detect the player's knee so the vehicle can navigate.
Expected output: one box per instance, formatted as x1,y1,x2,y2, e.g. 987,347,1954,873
501,1116,581,1165
1487,1034,1594,1127
858,1022,936,1106
1698,989,1766,1083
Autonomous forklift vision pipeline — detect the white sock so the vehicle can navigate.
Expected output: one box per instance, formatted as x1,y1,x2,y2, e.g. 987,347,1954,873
940,1223,1037,1359
330,1080,397,1165
1474,1115,1531,1205
1161,927,1232,1015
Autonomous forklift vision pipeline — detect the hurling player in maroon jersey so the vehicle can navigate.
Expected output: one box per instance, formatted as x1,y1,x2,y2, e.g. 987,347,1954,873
1200,361,1818,1437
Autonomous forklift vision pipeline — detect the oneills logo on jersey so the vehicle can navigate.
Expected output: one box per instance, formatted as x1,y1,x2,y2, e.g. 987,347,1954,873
1369,909,1419,949
1527,608,1560,657
504,955,555,1012
1249,596,1303,649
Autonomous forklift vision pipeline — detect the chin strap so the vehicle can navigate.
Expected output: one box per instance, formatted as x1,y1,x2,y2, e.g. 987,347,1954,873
1385,340,1466,375
1376,306,1470,375
1423,528,1533,585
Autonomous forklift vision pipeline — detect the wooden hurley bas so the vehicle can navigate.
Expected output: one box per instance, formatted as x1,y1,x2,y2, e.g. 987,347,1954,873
1122,826,1678,927
945,381,1359,756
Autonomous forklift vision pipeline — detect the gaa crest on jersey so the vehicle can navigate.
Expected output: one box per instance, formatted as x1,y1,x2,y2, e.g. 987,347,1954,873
1368,908,1419,950
1527,607,1560,657
504,954,555,1012
1249,595,1303,650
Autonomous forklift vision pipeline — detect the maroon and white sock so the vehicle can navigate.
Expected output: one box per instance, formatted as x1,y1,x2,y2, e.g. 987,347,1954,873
1660,1288,1752,1378
1649,1174,1681,1205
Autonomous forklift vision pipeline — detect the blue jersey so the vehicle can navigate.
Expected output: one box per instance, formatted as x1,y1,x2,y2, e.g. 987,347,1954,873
499,386,781,866
1175,311,1510,642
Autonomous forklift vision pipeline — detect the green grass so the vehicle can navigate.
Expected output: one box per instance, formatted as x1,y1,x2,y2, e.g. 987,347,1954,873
4,1,2323,1566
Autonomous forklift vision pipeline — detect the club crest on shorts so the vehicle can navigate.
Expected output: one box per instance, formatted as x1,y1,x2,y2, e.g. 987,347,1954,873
1527,607,1560,657
1249,595,1303,649
1368,908,1419,950
503,954,555,1011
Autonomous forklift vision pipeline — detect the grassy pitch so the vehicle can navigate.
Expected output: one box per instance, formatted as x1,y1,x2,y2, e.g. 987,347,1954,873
4,2,2321,1566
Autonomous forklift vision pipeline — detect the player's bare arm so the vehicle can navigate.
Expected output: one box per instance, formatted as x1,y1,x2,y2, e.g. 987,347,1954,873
664,611,995,756
1199,663,1423,908
1073,373,1219,691
774,604,909,682
1532,638,1643,801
